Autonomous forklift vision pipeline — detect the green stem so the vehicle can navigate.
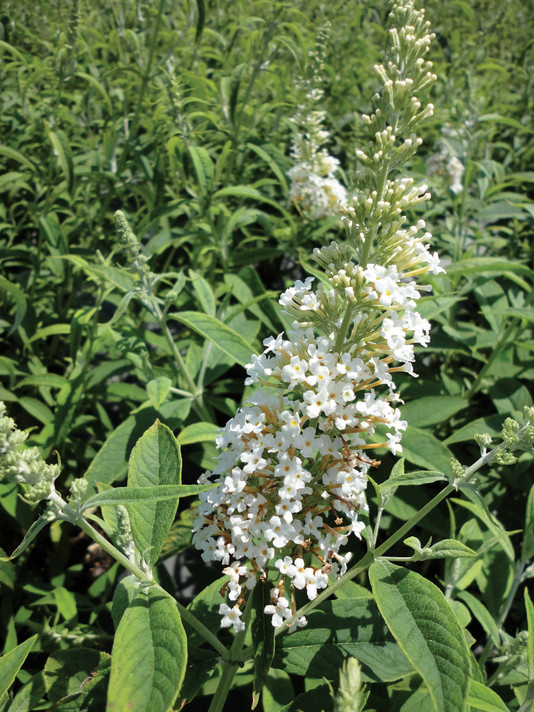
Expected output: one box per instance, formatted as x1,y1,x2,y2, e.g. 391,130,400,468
334,306,354,353
208,591,254,712
148,297,212,422
75,514,229,658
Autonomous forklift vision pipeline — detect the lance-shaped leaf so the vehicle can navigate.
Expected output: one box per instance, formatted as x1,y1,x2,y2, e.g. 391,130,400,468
1,513,54,561
169,311,253,367
81,483,214,511
403,537,477,560
369,560,471,712
0,635,37,702
107,586,187,712
126,421,182,568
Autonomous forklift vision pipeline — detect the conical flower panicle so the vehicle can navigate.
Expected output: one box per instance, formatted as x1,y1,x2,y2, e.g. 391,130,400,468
192,0,442,631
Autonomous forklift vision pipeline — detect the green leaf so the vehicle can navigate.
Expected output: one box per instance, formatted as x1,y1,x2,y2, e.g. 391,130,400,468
126,421,182,568
48,129,74,194
146,377,172,408
401,397,468,427
176,421,219,445
521,484,534,562
16,374,67,390
6,671,46,712
262,669,294,712
466,680,509,711
456,592,500,647
170,311,253,367
107,587,187,712
84,409,167,493
0,636,37,703
0,144,36,171
159,508,195,561
525,588,534,681
44,648,110,710
246,143,289,194
403,537,477,560
444,257,532,279
213,185,290,215
273,598,413,683
0,548,15,590
369,560,471,712
187,145,214,199
384,469,447,491
451,495,515,561
251,581,275,709
81,483,213,511
400,426,454,475
111,575,138,630
52,586,78,621
2,514,53,561
0,274,27,334
279,684,333,712
189,268,216,317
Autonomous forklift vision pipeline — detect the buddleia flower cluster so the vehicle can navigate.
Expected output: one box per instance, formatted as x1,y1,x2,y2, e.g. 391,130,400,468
0,402,60,503
192,0,442,631
287,23,347,220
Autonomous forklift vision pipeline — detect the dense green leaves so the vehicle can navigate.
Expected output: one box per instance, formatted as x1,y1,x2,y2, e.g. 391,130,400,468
369,561,471,712
169,311,254,367
107,587,187,712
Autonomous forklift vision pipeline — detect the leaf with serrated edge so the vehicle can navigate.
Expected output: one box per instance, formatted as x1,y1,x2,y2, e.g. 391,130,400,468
369,560,470,712
106,587,186,712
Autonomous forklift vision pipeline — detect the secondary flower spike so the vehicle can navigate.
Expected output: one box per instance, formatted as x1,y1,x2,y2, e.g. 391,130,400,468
192,0,442,631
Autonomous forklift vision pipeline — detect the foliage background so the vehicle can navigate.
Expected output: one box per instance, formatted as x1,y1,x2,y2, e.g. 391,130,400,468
0,0,533,709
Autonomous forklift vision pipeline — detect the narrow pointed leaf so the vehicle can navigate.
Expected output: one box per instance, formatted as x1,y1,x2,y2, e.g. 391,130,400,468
107,587,187,712
2,514,53,561
467,680,509,711
0,635,37,701
169,311,253,367
81,483,214,511
369,560,470,712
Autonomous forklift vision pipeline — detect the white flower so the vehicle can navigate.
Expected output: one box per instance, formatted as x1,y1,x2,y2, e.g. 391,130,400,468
219,603,245,632
264,596,293,628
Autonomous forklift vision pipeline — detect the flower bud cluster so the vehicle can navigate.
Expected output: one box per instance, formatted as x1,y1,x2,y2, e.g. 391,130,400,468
0,402,60,503
341,0,437,269
114,210,140,261
193,0,440,633
287,24,346,219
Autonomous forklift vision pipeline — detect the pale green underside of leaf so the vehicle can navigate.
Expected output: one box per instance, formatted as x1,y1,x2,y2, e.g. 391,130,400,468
107,587,187,712
126,421,182,567
369,560,471,712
